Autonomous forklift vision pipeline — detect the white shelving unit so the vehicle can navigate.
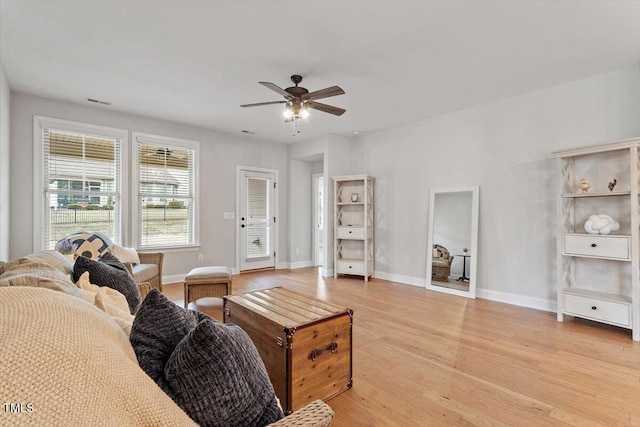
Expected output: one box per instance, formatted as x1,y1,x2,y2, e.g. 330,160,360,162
553,138,640,341
333,175,374,281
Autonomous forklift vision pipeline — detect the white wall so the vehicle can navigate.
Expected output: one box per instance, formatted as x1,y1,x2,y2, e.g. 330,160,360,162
9,92,289,279
287,134,352,276
351,65,640,310
0,60,10,261
288,135,333,276
289,159,313,267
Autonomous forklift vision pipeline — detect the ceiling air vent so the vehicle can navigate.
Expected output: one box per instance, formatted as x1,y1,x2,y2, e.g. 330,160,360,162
86,98,112,106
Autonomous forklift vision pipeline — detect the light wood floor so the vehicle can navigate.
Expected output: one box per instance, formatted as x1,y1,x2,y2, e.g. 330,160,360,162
163,268,640,427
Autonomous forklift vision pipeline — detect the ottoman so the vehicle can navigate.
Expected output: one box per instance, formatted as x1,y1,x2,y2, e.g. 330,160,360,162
184,266,232,306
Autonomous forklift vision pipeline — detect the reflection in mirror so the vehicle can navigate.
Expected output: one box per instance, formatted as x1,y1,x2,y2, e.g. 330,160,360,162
426,186,479,298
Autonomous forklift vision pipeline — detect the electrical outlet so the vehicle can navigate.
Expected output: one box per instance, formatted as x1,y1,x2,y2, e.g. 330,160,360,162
198,254,204,261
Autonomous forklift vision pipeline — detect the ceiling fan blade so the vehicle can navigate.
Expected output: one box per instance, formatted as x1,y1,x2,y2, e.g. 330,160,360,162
302,86,345,101
241,100,287,108
259,82,294,99
306,101,346,116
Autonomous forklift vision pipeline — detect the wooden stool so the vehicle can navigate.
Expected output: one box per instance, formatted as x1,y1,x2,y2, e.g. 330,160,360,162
184,266,232,306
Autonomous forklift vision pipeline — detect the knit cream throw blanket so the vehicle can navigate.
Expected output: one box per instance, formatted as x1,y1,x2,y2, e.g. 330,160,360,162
0,287,196,426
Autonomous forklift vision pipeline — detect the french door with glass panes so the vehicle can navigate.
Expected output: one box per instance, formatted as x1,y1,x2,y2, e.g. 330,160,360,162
239,170,276,271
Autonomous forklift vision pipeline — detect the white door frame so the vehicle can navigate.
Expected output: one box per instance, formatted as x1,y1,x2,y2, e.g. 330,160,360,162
312,173,324,267
236,165,279,272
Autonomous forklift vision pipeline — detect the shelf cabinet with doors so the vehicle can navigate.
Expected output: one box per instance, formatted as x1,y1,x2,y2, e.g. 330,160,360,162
333,175,374,281
553,138,640,341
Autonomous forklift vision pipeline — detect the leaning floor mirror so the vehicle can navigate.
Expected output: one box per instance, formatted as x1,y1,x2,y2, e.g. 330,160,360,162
426,186,479,298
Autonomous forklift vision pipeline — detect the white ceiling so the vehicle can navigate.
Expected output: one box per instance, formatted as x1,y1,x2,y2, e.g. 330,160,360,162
1,1,639,144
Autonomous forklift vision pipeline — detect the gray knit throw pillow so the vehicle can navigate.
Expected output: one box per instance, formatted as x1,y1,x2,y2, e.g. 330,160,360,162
130,289,207,383
73,253,140,314
159,319,284,427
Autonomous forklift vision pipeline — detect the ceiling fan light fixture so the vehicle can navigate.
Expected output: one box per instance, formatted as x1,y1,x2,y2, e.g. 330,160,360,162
283,104,294,119
300,103,310,118
242,75,345,135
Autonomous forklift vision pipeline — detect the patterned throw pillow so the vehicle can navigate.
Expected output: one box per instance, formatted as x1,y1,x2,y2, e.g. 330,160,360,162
130,290,283,427
73,254,140,314
130,290,207,383
64,232,113,260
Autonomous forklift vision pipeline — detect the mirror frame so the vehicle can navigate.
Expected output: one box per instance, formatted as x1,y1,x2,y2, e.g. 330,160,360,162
426,186,479,298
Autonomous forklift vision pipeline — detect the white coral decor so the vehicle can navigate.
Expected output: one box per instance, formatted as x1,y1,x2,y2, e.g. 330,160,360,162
584,214,620,235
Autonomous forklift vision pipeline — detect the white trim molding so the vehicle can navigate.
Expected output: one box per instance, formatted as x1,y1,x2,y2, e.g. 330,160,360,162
476,288,557,313
289,260,314,270
375,269,556,312
374,270,426,288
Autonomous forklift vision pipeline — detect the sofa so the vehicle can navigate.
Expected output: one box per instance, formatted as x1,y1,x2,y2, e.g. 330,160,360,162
0,250,334,427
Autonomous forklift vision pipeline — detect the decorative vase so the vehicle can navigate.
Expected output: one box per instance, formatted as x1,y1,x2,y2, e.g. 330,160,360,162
351,193,359,203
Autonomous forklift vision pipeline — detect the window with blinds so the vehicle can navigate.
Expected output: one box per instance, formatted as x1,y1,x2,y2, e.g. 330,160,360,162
42,128,121,249
135,135,197,248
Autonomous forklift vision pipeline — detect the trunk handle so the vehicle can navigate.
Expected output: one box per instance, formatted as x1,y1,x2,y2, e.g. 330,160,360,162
308,340,338,361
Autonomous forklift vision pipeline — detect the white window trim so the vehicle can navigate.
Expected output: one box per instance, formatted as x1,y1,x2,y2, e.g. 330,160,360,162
131,131,200,250
33,116,129,251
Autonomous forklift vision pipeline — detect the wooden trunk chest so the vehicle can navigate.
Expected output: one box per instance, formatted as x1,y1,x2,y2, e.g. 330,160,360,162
223,287,353,414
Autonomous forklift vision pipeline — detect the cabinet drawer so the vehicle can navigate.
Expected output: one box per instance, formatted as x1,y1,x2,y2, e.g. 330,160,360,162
336,260,364,275
564,293,631,327
337,226,366,239
563,235,630,260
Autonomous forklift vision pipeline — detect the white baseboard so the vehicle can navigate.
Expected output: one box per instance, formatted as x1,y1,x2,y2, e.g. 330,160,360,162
276,262,289,270
289,260,314,269
476,288,556,313
373,270,426,288
373,270,556,313
163,273,186,285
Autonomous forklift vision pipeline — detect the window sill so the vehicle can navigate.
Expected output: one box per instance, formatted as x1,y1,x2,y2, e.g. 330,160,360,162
137,245,200,253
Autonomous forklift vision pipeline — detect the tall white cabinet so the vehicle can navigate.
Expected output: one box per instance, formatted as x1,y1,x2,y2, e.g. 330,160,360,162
553,138,640,341
333,175,374,281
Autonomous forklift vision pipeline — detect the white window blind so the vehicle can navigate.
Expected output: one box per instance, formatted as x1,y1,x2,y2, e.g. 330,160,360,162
245,177,270,259
136,138,196,248
41,128,121,249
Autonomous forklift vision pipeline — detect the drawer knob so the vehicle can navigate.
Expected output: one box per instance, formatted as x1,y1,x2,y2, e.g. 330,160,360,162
349,265,352,269
349,230,352,234
591,306,598,310
590,243,597,248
